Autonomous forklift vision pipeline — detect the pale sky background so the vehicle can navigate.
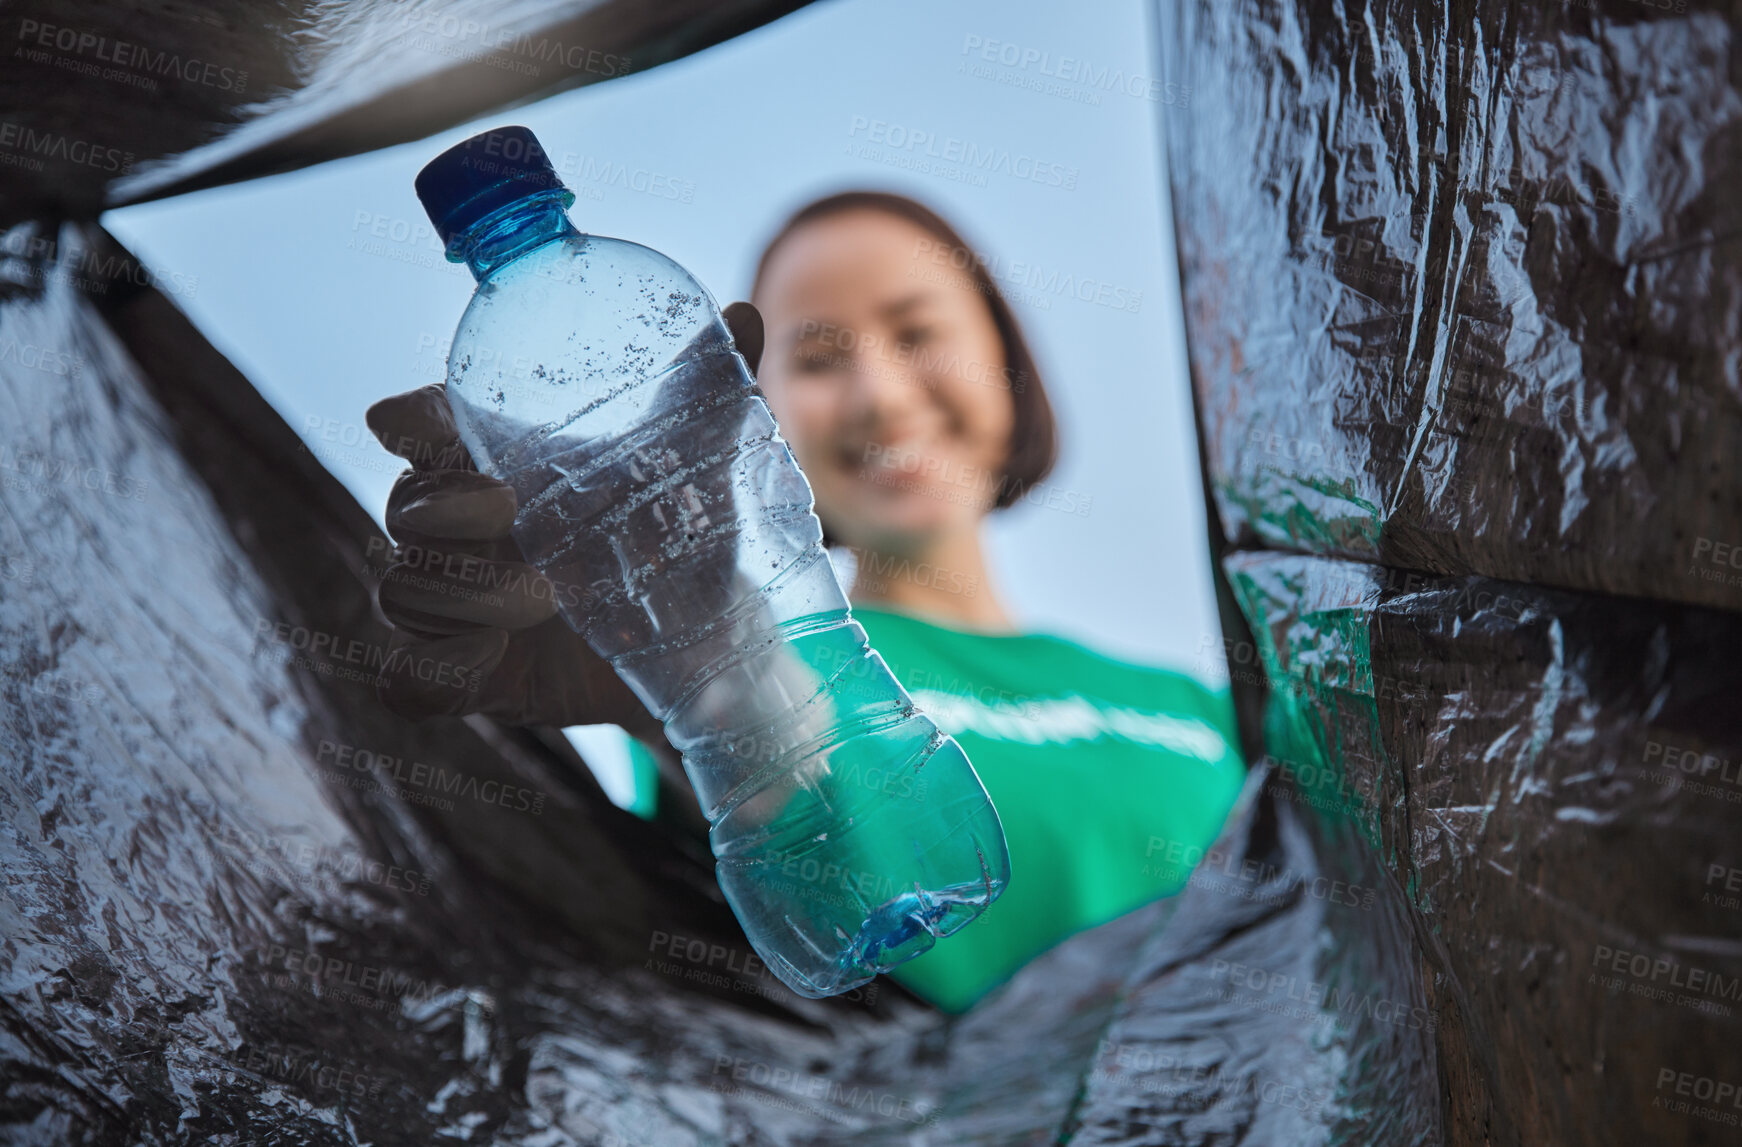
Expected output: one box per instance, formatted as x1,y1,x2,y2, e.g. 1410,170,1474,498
105,0,1222,806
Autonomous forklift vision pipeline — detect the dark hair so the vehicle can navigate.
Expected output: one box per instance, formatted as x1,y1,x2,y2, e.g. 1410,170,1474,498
749,190,1058,511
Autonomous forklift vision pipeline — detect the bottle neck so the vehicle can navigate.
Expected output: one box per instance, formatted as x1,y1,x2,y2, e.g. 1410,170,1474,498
451,190,578,281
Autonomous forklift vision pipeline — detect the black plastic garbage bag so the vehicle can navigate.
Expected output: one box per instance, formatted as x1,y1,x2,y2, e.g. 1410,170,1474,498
7,0,1742,1141
0,224,1407,1142
1162,0,1742,1142
1162,0,1742,613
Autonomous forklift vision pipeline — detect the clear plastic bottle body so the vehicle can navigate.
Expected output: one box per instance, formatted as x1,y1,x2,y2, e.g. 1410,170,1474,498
440,199,1010,997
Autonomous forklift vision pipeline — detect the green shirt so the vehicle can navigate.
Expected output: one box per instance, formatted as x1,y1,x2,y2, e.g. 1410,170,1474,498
851,605,1246,1012
622,605,1246,1013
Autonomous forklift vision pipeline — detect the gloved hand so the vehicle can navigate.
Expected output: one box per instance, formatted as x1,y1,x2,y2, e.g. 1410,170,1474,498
364,301,766,735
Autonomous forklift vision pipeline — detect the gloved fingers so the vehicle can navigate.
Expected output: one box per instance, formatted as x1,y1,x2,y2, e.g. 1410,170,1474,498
375,627,507,720
723,300,764,376
366,383,474,472
378,555,561,632
386,468,517,543
375,466,534,637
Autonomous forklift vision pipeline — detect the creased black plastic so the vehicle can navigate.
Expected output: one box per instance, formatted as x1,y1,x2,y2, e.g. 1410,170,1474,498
1220,551,1742,1144
1062,767,1439,1146
0,222,878,1143
1161,0,1742,612
0,0,816,223
1161,0,1742,1142
13,0,1737,1139
3,223,1402,1146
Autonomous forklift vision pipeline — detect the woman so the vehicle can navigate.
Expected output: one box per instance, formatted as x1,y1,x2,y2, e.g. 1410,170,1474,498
364,191,1246,1014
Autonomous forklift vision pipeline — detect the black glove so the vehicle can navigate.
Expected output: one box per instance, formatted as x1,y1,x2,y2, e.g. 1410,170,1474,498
363,301,765,735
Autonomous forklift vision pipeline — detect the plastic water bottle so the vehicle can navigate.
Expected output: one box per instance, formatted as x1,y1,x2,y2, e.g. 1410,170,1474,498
413,125,1010,998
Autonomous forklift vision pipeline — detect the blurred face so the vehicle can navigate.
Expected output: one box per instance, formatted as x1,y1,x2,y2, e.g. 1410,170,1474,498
752,209,1017,556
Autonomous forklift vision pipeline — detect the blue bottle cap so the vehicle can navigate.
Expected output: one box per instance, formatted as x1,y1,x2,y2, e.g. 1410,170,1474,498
414,125,571,250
